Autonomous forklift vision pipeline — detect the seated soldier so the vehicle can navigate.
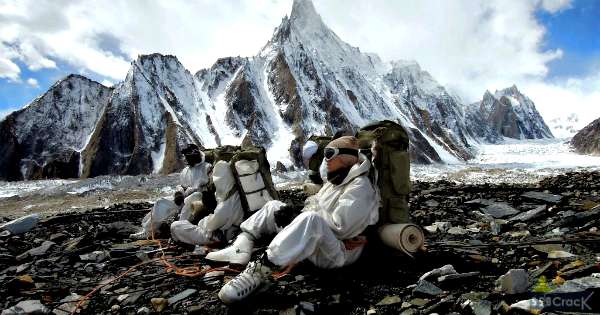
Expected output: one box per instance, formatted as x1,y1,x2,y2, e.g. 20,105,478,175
208,136,380,304
129,144,211,240
177,145,213,223
302,131,349,195
170,160,244,246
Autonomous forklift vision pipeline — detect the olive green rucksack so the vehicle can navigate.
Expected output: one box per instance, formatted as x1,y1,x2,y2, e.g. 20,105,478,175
202,145,242,165
230,145,279,214
306,135,333,184
356,120,411,224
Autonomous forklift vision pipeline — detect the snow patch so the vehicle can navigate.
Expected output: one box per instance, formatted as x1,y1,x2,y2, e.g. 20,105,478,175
151,141,167,174
261,65,296,167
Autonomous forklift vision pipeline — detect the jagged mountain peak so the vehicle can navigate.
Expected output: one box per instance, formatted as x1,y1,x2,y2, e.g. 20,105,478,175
135,53,179,63
268,0,335,48
19,74,109,115
467,85,553,140
130,53,188,74
61,73,100,84
48,74,108,93
387,59,446,96
290,0,324,28
483,90,494,99
390,60,421,70
0,0,557,181
495,84,522,98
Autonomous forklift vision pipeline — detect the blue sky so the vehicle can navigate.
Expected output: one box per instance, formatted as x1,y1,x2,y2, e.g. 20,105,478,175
537,0,600,80
0,60,113,115
0,0,598,128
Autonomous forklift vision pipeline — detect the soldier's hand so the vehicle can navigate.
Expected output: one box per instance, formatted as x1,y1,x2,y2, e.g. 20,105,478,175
173,191,185,206
343,236,367,250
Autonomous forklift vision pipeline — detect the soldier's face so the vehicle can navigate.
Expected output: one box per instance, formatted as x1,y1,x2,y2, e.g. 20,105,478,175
326,156,345,172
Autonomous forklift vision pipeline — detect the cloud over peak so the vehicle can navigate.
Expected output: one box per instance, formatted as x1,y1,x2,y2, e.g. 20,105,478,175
1,0,597,132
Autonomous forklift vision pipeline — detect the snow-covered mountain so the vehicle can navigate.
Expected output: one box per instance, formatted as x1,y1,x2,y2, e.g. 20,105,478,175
571,117,600,156
548,113,580,138
0,75,112,181
465,85,553,141
0,0,553,181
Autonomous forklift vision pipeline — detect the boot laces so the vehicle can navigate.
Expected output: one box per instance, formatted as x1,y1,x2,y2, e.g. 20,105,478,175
228,261,270,297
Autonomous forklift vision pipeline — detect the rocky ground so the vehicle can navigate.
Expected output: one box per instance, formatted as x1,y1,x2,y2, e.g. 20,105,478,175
2,172,600,314
0,174,179,218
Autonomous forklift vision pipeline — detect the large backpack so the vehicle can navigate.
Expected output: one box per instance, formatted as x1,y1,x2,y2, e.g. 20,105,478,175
355,120,411,224
229,145,279,214
200,145,243,212
202,145,242,165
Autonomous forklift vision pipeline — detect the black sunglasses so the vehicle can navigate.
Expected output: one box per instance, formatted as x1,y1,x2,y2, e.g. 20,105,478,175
324,147,358,161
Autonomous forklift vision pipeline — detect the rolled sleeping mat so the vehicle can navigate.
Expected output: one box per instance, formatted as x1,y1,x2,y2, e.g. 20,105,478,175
378,223,424,257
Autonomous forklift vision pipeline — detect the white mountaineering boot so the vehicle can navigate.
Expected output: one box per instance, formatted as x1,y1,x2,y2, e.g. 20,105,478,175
129,229,150,240
206,232,254,265
218,259,273,304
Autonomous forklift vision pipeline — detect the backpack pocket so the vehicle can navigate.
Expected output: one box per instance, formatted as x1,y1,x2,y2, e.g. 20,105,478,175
245,190,274,212
389,151,411,195
388,196,410,223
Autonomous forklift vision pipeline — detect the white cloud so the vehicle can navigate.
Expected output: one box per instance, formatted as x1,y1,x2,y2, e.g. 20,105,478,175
1,0,597,131
0,58,20,81
540,0,572,13
522,71,600,137
0,0,292,81
26,78,39,88
313,0,571,102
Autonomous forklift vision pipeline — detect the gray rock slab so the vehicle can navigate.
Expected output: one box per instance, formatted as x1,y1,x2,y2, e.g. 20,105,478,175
522,191,563,204
482,203,520,218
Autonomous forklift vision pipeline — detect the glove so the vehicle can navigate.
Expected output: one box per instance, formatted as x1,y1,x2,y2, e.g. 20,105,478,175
173,191,185,207
302,183,321,196
274,204,303,228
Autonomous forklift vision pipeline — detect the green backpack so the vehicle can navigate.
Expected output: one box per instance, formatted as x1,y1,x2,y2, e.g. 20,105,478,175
202,145,242,164
356,120,411,224
229,145,279,214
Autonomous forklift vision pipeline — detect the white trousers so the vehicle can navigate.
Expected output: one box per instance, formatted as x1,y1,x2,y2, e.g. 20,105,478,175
241,201,363,269
170,218,239,246
140,199,179,234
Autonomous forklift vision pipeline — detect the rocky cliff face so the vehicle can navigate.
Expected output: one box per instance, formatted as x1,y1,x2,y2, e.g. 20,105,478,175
465,86,553,141
200,0,478,165
0,0,553,180
0,75,111,181
81,54,218,178
571,117,600,155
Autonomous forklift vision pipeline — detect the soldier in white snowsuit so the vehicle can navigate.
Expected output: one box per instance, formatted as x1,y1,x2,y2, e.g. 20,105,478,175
209,136,380,304
130,144,211,240
170,160,244,245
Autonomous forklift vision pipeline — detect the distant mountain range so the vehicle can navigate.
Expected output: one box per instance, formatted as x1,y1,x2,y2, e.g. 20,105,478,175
0,0,553,181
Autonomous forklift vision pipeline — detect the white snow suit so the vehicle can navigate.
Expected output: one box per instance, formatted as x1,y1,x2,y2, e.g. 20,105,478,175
242,154,379,269
136,162,211,236
178,162,212,221
170,160,244,245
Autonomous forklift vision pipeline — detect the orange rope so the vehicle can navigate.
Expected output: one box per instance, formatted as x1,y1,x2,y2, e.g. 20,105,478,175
70,204,240,314
273,263,296,280
69,257,160,315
